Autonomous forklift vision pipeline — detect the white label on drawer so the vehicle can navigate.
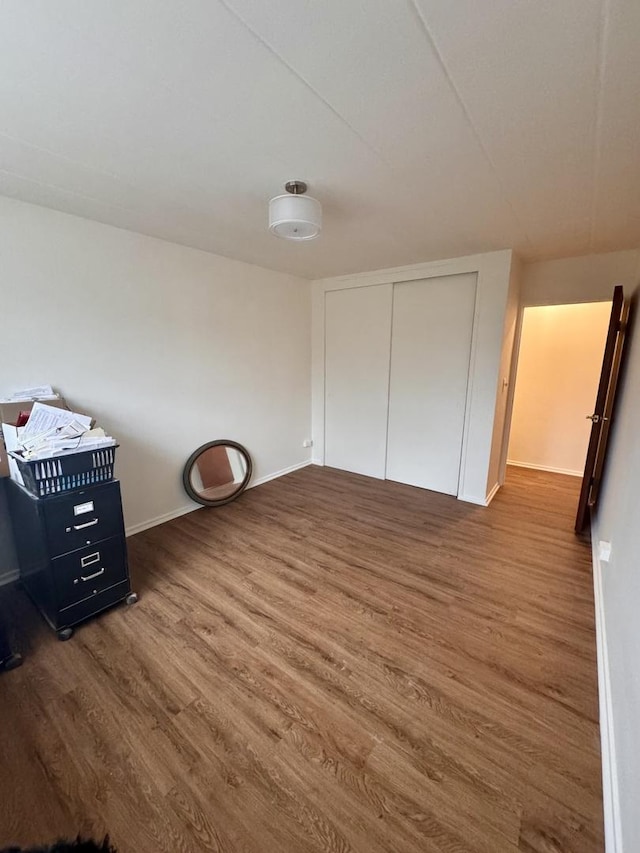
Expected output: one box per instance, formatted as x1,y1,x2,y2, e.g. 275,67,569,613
73,501,94,516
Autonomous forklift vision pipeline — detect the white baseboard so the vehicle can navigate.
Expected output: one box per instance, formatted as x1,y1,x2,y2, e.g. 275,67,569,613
485,482,500,506
457,483,499,507
248,459,311,488
591,518,623,853
457,492,490,506
125,460,312,538
125,503,202,537
507,459,583,477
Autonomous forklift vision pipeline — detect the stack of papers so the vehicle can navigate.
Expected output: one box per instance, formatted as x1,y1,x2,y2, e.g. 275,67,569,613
0,384,60,403
9,402,116,462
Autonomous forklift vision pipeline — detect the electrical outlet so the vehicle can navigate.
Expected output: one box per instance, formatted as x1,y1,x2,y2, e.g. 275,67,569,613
598,540,612,563
303,439,313,448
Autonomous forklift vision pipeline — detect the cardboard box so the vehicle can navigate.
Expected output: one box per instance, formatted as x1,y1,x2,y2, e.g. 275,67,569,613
0,397,69,478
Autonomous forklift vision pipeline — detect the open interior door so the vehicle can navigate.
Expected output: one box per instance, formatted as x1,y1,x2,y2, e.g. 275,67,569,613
575,285,629,533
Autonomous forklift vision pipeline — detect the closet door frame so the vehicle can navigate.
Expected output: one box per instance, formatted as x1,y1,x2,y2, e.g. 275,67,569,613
311,250,516,506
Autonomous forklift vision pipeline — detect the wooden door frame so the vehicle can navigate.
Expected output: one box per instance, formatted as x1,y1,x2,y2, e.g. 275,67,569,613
575,286,628,532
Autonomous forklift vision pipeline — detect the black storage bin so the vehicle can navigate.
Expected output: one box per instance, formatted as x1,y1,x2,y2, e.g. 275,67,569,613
10,446,117,498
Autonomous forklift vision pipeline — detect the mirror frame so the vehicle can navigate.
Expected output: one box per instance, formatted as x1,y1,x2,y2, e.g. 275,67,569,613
182,439,253,507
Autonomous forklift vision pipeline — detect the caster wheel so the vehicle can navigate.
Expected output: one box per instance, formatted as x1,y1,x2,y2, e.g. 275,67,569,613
1,653,23,671
125,592,139,606
57,628,74,641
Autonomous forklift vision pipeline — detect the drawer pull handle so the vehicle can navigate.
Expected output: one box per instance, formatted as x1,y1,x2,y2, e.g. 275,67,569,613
80,551,100,568
73,518,99,531
80,567,105,582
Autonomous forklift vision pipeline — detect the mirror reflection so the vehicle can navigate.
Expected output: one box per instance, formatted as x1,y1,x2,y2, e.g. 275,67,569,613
183,441,252,507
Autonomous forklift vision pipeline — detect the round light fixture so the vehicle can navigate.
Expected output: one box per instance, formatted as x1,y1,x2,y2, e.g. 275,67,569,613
269,180,322,241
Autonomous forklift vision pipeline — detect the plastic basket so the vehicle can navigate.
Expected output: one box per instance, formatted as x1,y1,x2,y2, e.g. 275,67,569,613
11,445,118,498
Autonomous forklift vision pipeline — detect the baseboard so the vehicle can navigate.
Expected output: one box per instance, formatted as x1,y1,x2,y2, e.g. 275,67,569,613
0,568,19,588
458,484,499,507
591,518,623,853
457,492,490,506
248,459,311,488
125,460,312,538
125,503,202,537
485,482,500,506
507,459,583,477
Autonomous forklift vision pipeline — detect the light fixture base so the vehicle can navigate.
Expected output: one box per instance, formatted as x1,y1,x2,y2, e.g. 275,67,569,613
285,180,307,195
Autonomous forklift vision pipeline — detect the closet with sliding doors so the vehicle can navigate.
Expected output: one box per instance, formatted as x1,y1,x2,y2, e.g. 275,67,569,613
323,272,477,497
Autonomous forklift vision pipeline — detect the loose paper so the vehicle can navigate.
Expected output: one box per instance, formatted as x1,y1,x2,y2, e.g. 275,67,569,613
0,385,58,403
19,402,92,441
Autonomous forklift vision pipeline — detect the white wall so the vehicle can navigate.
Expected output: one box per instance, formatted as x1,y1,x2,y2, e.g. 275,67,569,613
0,196,311,547
508,302,612,476
312,249,516,505
592,273,640,852
522,249,640,306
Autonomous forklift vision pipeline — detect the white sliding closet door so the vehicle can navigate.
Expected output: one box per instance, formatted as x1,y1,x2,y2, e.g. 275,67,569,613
386,274,476,495
325,284,392,478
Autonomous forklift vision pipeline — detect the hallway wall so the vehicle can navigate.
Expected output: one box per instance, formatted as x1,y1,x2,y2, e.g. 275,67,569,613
508,302,611,475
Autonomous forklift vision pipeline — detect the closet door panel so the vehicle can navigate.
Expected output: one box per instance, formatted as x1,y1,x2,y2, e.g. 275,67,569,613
325,285,392,478
386,274,476,495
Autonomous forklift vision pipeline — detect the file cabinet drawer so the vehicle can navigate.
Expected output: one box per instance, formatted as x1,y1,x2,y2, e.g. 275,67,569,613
44,481,124,556
53,537,128,609
57,580,131,629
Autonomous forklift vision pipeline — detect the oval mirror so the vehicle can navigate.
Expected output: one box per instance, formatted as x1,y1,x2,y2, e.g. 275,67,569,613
183,440,253,507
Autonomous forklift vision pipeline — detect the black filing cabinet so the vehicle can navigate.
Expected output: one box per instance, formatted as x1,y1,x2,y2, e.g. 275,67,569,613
7,479,137,640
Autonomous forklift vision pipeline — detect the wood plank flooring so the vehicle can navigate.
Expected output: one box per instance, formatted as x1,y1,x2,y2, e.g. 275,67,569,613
0,466,603,852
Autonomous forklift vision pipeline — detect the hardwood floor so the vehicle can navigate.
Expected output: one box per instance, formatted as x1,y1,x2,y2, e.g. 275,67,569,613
0,465,603,852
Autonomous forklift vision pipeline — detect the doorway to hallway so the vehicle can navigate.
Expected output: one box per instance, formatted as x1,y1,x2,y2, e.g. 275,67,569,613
506,300,612,494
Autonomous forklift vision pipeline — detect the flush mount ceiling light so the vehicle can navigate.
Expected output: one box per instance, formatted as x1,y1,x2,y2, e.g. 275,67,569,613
269,180,322,241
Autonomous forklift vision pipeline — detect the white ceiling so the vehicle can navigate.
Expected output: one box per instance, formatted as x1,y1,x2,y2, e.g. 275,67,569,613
1,0,639,279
